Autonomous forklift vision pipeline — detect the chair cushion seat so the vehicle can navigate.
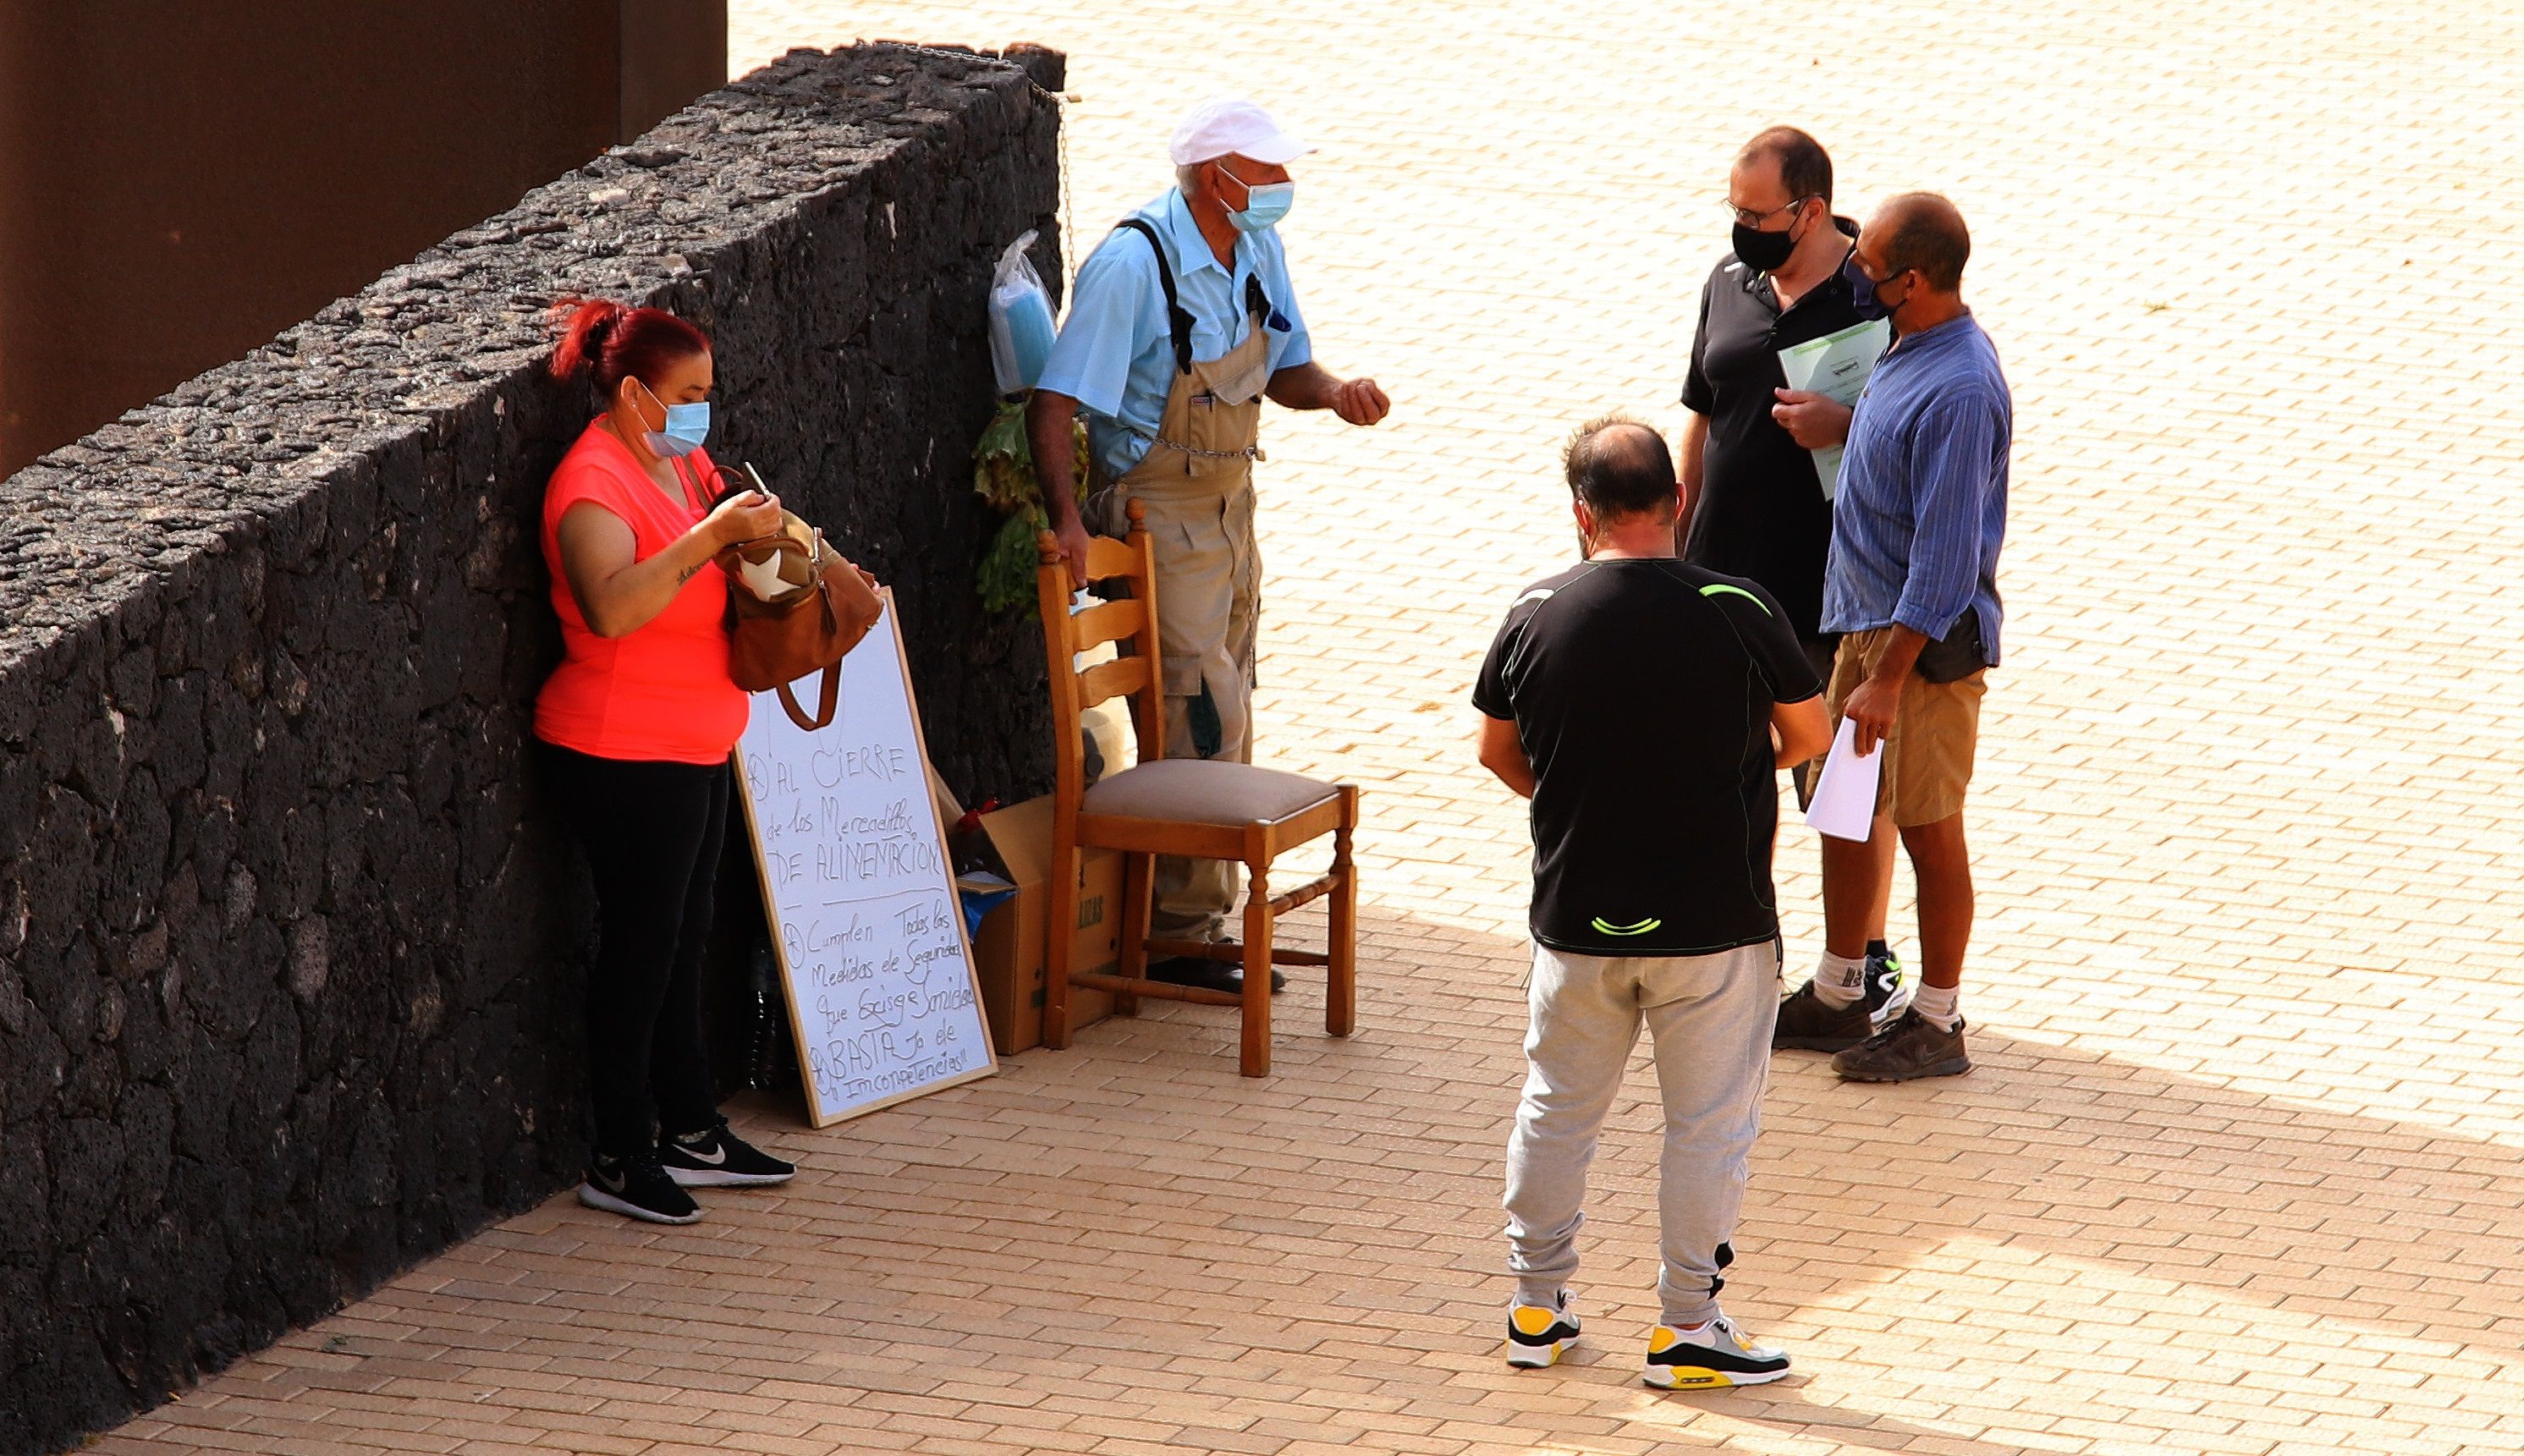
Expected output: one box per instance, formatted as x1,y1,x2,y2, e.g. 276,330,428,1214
1083,758,1339,827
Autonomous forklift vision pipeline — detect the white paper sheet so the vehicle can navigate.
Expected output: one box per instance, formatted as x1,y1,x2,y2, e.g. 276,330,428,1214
1777,316,1891,501
1802,716,1883,842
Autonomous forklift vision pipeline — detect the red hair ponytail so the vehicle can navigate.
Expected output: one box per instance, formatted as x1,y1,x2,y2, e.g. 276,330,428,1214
550,298,711,396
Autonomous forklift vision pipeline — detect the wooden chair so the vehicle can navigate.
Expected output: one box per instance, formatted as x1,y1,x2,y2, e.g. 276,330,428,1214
1033,499,1360,1077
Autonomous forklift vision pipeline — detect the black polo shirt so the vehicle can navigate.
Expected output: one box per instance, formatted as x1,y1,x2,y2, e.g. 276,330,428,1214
1680,218,1884,645
1472,558,1822,958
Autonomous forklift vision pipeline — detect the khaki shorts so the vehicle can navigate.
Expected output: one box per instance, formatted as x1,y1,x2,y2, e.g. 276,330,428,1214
1790,638,1839,810
1825,627,1986,827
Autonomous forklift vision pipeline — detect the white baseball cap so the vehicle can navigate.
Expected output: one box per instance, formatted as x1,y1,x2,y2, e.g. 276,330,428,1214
1169,98,1313,168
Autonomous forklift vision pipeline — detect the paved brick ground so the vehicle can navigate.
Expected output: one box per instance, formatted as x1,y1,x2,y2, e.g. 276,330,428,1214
92,4,2524,1454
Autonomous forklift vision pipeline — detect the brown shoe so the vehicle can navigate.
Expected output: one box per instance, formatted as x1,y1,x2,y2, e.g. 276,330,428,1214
1772,980,1873,1052
1831,1010,1971,1082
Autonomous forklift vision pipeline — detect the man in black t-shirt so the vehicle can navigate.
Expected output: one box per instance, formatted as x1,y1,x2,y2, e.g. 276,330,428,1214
1680,124,1910,1036
1474,415,1828,1390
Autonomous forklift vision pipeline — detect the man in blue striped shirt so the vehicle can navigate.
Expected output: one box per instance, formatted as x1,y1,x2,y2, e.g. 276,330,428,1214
1771,193,2010,1082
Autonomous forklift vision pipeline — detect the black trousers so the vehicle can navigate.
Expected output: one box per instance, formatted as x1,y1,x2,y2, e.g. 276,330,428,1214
537,741,729,1160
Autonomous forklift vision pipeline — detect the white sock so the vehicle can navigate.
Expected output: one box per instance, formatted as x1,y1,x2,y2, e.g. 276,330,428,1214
1911,982,1960,1030
1810,951,1867,1008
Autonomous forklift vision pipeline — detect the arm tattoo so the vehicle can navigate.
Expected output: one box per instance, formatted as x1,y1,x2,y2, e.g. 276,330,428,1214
677,560,706,585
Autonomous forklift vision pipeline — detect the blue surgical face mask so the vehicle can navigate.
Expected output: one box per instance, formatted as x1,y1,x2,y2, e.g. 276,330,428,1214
635,379,711,457
1231,181,1295,232
1217,162,1295,232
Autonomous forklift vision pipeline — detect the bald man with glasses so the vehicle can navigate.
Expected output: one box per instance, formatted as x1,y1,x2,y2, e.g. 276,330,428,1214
1789,191,2012,1083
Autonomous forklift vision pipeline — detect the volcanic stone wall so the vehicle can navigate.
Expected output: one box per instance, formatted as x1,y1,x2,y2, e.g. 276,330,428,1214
0,43,1063,1453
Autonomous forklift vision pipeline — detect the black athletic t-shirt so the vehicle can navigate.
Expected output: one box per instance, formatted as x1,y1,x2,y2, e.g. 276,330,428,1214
1680,218,1884,645
1472,558,1823,957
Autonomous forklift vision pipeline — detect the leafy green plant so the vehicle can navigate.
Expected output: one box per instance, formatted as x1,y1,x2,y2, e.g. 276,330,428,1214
971,398,1087,616
976,510,1043,614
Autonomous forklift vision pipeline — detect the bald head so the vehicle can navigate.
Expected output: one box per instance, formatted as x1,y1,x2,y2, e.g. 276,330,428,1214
1563,415,1678,522
1869,191,1971,292
1735,125,1833,206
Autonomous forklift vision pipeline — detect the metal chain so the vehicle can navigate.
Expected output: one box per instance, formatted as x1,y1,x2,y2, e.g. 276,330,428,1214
1055,89,1078,296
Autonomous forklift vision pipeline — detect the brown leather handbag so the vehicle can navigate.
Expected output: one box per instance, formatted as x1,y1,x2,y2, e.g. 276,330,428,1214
707,469,883,730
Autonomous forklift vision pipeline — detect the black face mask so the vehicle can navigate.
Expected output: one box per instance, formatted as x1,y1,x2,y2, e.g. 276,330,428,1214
1731,219,1797,273
1871,268,1913,331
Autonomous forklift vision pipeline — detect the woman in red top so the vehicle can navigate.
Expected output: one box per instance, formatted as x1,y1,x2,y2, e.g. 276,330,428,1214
537,299,795,1224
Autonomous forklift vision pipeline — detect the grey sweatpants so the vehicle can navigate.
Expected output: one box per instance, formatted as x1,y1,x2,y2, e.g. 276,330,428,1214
1503,940,1781,1327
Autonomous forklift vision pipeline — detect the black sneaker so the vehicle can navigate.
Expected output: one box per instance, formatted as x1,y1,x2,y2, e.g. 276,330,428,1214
1147,955,1286,995
1832,1009,1971,1082
580,1152,701,1224
1772,980,1873,1052
1863,941,1915,1031
661,1119,796,1188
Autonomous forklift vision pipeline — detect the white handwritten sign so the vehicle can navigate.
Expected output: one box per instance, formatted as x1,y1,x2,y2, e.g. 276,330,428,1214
731,591,996,1125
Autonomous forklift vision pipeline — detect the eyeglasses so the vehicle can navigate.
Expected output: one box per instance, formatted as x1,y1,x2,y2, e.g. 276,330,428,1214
1723,195,1816,228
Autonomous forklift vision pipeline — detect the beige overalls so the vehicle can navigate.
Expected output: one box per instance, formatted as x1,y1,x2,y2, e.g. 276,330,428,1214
1086,252,1273,941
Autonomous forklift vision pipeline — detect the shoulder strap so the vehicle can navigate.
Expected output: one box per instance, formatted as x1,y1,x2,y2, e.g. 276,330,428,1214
674,456,710,509
1116,217,1196,376
778,665,840,732
678,456,748,510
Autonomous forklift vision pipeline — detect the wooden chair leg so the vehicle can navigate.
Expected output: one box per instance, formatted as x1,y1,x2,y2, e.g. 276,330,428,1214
1328,791,1358,1037
1045,839,1079,1051
1115,851,1153,1017
1240,859,1273,1077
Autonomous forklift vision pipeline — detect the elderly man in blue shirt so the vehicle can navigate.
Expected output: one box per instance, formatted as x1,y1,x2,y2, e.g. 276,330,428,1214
1771,192,2010,1082
1027,99,1389,1000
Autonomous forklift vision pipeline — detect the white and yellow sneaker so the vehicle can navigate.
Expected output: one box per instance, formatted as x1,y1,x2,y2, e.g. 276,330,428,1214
1641,1312,1790,1389
1504,1294,1581,1368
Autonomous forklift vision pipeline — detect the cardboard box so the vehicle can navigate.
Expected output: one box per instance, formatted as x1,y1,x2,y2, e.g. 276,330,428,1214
966,794,1120,1054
